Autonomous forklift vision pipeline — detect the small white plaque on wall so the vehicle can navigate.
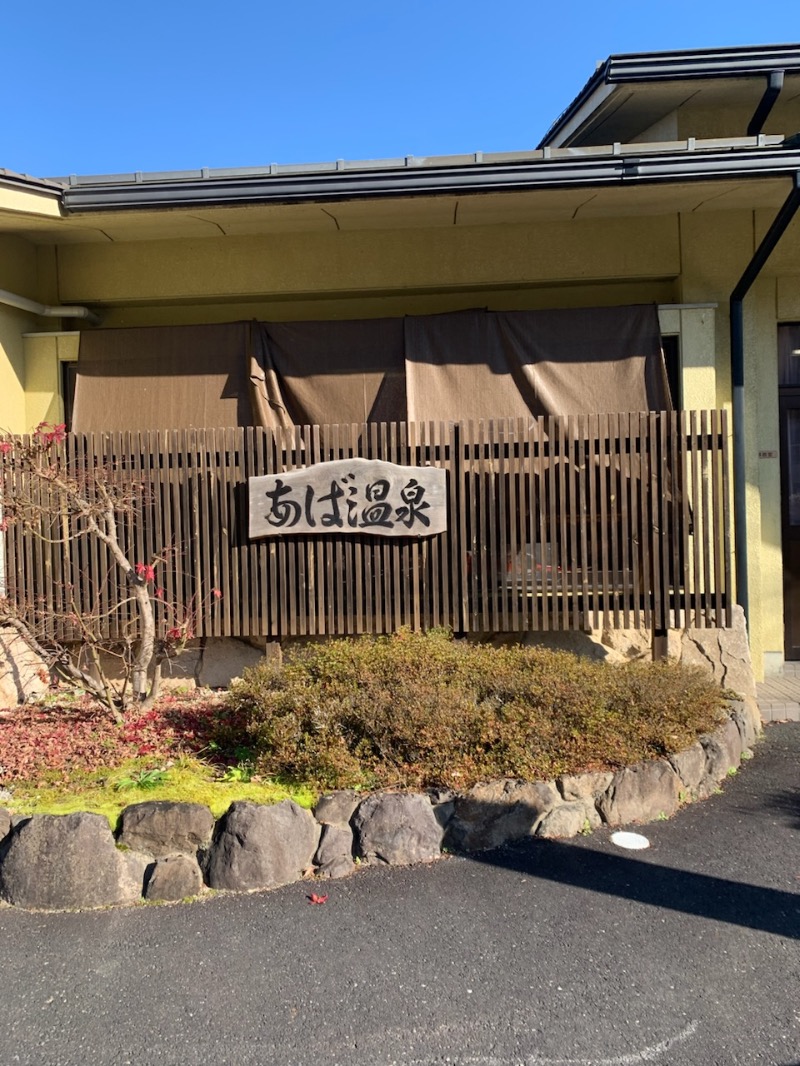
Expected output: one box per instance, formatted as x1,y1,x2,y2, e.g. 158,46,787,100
248,457,447,538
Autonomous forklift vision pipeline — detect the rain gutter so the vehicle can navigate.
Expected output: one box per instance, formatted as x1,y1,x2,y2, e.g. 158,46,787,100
730,171,800,625
62,147,800,212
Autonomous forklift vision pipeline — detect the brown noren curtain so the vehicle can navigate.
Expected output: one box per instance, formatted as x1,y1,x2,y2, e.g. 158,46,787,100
71,323,253,433
404,304,669,422
72,305,669,433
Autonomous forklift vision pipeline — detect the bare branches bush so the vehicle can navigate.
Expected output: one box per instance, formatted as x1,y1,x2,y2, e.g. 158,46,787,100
0,424,218,717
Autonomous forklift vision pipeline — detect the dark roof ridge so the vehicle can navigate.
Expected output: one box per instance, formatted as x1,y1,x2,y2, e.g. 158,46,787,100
539,42,800,149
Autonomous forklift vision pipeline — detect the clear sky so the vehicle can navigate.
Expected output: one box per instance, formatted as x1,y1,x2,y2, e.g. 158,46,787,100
5,0,800,179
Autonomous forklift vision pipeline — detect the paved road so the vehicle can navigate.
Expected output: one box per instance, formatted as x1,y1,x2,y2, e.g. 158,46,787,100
1,725,798,1066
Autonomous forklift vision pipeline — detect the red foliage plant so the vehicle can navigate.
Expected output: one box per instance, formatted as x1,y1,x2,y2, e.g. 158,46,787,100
0,694,234,783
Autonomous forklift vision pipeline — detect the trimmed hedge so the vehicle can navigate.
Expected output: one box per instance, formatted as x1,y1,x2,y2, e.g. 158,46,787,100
224,630,727,792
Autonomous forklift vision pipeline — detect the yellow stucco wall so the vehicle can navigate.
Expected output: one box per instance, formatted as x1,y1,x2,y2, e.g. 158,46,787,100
1,199,797,677
55,215,681,306
0,305,33,433
0,233,47,431
22,332,79,428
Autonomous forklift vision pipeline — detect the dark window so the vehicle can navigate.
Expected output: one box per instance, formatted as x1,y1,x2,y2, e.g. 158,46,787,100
662,334,681,409
778,323,800,387
61,361,78,430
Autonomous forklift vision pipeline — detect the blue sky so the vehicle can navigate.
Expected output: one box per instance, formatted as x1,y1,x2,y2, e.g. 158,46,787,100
6,0,800,178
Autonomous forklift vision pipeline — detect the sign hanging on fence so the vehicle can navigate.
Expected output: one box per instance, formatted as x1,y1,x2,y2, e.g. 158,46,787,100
248,458,447,539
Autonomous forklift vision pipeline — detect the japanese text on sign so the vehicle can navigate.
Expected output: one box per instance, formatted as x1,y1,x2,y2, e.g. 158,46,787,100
248,458,447,539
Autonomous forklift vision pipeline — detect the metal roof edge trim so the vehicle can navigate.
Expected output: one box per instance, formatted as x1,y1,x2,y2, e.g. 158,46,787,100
538,42,800,149
0,169,65,197
605,43,800,82
61,148,800,213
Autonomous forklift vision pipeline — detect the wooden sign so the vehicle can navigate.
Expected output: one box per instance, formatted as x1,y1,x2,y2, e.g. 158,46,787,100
248,458,447,538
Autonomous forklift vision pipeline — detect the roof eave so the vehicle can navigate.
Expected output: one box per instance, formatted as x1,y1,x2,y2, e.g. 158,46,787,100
538,43,800,150
61,147,800,214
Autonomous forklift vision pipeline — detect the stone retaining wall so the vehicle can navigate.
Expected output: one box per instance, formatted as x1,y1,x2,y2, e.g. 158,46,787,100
0,699,760,912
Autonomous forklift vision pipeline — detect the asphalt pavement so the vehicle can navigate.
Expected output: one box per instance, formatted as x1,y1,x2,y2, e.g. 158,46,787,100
1,724,798,1066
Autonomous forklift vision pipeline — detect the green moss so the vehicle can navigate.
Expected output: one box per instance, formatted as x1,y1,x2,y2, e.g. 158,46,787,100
8,755,316,830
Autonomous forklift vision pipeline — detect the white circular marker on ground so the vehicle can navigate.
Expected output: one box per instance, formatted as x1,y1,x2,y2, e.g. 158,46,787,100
610,831,650,850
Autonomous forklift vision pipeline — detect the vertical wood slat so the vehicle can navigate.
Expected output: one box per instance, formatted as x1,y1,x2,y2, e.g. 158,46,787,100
617,414,631,629
721,410,733,627
285,427,299,637
546,416,559,631
425,422,438,629
486,415,499,631
219,429,233,637
1,414,733,644
258,427,275,637
710,409,723,627
311,424,324,635
574,416,588,631
564,416,577,630
658,413,671,633
678,411,691,632
210,429,223,635
627,415,641,630
197,430,212,638
648,412,664,631
555,418,570,629
511,418,525,631
234,428,249,637
34,439,52,641
537,417,551,631
586,415,599,630
690,410,702,625
417,421,428,630
465,421,478,633
644,413,652,631
454,417,467,626
495,420,509,632
666,412,681,632
700,410,712,629
598,415,612,632
353,424,365,634
400,420,413,631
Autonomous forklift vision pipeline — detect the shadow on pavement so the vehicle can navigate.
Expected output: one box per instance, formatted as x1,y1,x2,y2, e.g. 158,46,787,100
766,786,800,830
468,836,800,940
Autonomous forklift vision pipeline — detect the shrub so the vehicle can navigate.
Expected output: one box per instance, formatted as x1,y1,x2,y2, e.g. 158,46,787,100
225,630,727,791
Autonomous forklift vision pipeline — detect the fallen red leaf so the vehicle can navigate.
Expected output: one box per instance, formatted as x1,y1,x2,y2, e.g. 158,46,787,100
307,893,329,905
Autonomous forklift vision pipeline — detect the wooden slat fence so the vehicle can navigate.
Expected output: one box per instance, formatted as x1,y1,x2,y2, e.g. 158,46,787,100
1,412,732,641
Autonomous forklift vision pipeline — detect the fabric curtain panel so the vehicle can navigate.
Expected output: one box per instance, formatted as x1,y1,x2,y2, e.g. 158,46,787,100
71,322,253,433
404,304,669,423
250,318,406,429
71,305,668,433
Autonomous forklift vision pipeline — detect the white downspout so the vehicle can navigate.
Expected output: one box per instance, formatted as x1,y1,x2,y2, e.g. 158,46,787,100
0,288,101,326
